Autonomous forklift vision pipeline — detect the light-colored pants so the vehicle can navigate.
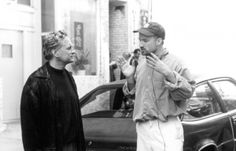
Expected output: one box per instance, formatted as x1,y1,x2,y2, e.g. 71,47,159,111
136,116,184,151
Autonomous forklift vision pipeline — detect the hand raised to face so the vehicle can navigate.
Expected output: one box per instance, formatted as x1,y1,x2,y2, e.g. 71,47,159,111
145,53,171,76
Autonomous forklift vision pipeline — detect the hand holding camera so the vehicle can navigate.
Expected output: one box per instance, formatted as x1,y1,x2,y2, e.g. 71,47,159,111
144,52,152,58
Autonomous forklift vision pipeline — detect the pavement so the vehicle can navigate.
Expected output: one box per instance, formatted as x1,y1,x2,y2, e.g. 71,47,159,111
0,121,24,151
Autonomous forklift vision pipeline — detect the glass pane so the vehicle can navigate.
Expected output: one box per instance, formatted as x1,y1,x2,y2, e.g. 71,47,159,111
81,88,117,116
67,0,97,75
213,80,236,111
41,0,97,75
185,84,221,120
1,44,13,58
81,87,134,118
17,0,30,6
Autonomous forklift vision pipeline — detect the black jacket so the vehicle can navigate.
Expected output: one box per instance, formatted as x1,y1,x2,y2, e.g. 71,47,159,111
20,63,86,151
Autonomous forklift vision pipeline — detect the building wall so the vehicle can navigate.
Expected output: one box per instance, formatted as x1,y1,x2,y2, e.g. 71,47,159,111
109,0,152,62
108,0,151,81
109,2,128,62
0,0,152,122
0,0,42,122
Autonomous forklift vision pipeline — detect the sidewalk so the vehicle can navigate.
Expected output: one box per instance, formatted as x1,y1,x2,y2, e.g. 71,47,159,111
0,121,24,151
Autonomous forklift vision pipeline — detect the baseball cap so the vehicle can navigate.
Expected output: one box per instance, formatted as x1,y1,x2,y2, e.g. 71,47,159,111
133,22,165,39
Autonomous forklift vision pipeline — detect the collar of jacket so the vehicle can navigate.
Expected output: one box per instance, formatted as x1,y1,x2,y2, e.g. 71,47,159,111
32,62,77,96
158,48,169,60
33,62,51,79
32,62,73,79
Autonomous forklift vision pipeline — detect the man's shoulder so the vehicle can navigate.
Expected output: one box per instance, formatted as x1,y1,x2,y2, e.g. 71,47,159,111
166,53,183,63
165,53,185,68
165,52,191,75
30,63,49,79
25,64,49,85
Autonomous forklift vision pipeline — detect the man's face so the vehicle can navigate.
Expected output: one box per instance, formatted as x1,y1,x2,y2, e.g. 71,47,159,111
139,34,158,55
54,37,75,64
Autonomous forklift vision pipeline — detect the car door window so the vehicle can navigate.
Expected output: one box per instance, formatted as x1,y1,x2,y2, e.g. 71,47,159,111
212,80,236,111
81,88,116,116
185,83,221,120
81,87,133,117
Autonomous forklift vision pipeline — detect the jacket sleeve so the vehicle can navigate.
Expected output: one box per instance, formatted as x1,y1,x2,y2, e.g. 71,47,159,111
165,69,195,101
20,78,41,150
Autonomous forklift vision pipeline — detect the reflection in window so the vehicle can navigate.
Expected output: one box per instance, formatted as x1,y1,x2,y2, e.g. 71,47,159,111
213,80,236,111
185,84,221,120
1,44,13,58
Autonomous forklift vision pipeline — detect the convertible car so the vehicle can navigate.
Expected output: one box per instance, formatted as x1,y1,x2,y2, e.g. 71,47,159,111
80,77,236,151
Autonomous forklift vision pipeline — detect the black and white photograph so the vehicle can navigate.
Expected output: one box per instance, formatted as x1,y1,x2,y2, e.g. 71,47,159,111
1,0,236,151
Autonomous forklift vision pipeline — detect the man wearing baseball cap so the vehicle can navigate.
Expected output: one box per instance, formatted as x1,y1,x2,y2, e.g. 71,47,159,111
118,22,195,151
134,22,165,39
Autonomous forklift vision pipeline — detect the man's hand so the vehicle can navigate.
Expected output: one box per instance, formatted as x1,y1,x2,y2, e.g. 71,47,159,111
116,57,136,78
146,53,176,83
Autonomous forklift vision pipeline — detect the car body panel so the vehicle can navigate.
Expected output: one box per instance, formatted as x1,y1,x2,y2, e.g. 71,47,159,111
83,117,136,150
183,113,234,151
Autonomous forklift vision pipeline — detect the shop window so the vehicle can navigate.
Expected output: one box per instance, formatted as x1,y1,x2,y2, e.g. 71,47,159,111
41,0,97,75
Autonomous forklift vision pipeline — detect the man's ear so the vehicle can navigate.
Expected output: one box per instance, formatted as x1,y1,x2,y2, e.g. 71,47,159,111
155,37,163,46
52,49,59,57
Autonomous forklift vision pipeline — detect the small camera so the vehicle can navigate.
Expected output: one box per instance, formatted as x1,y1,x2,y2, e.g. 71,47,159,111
144,52,152,57
110,62,118,69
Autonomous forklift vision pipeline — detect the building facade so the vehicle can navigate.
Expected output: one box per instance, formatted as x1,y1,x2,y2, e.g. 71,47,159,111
0,0,152,122
0,0,41,122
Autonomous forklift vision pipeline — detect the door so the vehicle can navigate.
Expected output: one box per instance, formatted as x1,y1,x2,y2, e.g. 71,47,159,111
183,81,234,151
0,30,23,122
210,78,236,151
81,86,136,150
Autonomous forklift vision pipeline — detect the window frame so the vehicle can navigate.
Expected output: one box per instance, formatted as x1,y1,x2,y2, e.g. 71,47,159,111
184,81,223,120
81,84,134,118
210,79,236,112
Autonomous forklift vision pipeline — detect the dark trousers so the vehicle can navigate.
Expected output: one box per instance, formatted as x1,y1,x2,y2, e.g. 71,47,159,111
42,143,77,151
62,143,77,151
